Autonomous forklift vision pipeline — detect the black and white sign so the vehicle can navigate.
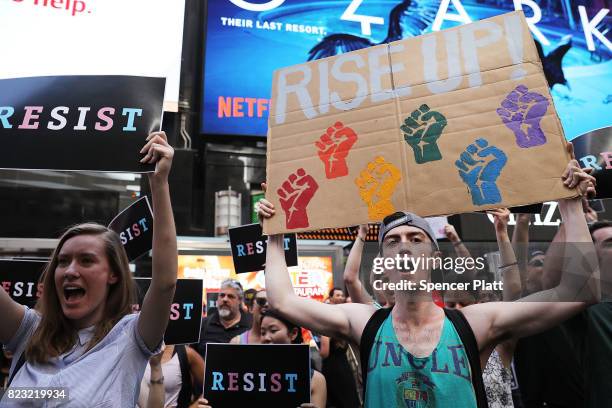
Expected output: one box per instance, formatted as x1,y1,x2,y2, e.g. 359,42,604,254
134,278,203,345
0,75,165,171
204,343,310,408
573,126,612,199
0,259,46,308
108,196,153,261
229,223,297,274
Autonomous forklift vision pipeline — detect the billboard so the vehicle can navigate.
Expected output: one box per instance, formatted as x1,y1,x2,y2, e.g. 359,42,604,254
201,0,611,139
178,254,334,304
0,0,185,112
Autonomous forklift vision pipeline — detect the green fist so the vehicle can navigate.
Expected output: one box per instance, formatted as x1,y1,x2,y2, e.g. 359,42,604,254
401,104,447,164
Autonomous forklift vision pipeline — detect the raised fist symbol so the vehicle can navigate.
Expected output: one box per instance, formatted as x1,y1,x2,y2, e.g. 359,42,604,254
277,168,319,229
455,138,508,206
401,104,447,164
497,85,549,148
355,156,401,221
315,121,358,179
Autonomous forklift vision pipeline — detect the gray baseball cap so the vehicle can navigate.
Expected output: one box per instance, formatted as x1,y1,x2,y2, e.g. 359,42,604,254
378,211,439,251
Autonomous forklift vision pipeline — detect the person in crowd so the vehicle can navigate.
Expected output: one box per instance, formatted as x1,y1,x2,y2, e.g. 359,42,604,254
371,270,395,308
445,208,522,408
512,207,592,407
342,225,371,307
443,223,474,269
582,197,599,225
443,289,478,309
0,131,177,407
243,288,257,313
195,310,327,408
536,219,612,407
138,343,205,408
143,350,165,408
261,310,327,408
257,157,599,407
524,250,546,295
511,213,531,291
511,211,547,296
320,287,361,408
0,350,11,389
230,289,268,344
328,287,346,304
343,224,394,308
193,279,252,359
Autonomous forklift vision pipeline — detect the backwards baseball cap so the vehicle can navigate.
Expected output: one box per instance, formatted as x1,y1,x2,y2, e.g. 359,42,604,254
378,211,439,251
529,250,545,260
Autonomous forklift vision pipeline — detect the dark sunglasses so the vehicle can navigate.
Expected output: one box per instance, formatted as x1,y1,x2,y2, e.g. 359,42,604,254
255,297,268,307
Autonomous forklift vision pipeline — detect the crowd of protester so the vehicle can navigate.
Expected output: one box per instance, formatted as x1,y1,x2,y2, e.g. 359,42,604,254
0,136,609,407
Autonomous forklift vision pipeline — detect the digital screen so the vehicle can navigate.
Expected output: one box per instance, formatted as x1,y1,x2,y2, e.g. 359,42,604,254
178,254,334,302
202,0,611,139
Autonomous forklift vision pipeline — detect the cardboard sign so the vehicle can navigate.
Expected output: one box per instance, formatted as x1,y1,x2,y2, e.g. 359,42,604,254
134,278,203,345
264,11,574,234
0,259,46,308
229,223,298,273
0,75,165,172
108,196,154,261
572,126,611,199
204,343,310,408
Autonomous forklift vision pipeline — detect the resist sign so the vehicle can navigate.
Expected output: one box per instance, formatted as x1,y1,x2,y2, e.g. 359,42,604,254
204,343,310,407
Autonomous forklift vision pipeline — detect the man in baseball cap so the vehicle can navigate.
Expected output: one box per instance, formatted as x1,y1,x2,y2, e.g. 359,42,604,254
256,159,598,408
378,211,440,251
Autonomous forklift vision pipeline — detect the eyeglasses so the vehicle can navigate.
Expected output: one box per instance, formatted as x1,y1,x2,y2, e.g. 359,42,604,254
529,259,544,267
255,297,268,307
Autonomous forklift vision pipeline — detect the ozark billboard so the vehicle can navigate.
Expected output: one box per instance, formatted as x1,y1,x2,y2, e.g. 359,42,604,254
202,0,611,140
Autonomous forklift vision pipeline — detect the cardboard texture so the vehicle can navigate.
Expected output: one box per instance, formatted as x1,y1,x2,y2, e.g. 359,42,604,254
265,12,574,234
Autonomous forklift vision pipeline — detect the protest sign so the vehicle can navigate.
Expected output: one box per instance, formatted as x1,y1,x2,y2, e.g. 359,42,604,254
108,196,154,261
134,278,203,345
425,216,449,240
229,223,297,273
588,199,605,213
264,11,574,234
572,126,611,199
0,75,165,172
206,293,219,312
0,259,46,308
204,343,310,408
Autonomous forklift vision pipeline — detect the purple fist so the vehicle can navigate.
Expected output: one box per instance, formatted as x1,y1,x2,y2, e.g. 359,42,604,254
496,85,549,148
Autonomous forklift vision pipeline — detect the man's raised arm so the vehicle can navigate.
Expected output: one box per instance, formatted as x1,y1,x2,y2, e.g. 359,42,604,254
343,225,374,305
464,162,599,349
266,234,373,342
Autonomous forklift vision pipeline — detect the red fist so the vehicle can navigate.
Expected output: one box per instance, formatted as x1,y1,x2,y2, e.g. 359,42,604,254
277,169,319,229
315,122,358,179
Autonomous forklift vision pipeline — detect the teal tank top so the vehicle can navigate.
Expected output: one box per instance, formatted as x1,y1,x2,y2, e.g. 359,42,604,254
364,313,477,408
